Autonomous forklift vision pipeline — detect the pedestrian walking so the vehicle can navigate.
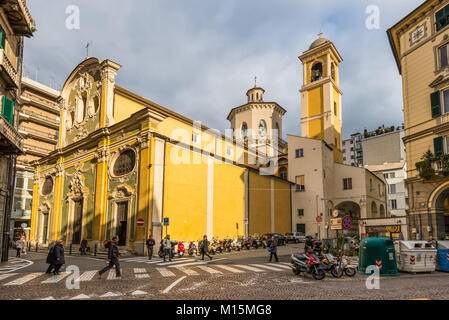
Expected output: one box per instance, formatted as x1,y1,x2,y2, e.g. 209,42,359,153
46,243,56,274
99,236,121,279
268,237,279,262
146,235,155,260
80,239,88,255
162,235,172,262
15,237,24,258
200,235,213,261
52,240,65,275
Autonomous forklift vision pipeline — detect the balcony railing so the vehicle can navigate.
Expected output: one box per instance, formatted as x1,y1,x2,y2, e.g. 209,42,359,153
0,48,18,88
0,0,35,37
19,110,59,127
0,115,23,152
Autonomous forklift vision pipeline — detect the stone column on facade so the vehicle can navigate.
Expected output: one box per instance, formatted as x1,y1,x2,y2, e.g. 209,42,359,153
151,137,165,253
99,60,121,128
93,143,109,245
30,172,41,244
57,97,66,148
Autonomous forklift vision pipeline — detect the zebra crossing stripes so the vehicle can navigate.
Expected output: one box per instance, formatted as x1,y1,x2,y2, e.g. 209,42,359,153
156,267,176,277
267,263,292,270
0,273,18,281
196,265,222,274
134,268,150,279
251,264,285,272
107,269,123,280
175,266,199,276
41,272,70,284
214,265,246,273
232,265,265,272
4,273,43,286
77,270,97,282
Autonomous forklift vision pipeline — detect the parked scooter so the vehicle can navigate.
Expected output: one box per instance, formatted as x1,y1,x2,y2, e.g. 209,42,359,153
177,241,185,257
336,254,356,277
217,239,225,254
290,249,326,280
320,252,343,278
170,241,177,259
251,236,259,249
208,241,216,255
188,241,197,256
232,238,242,251
243,237,251,250
225,239,233,253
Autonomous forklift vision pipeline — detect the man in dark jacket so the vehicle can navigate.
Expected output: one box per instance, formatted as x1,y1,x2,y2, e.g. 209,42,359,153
52,240,65,275
99,236,121,279
201,235,213,261
46,243,56,274
146,235,155,260
269,237,279,262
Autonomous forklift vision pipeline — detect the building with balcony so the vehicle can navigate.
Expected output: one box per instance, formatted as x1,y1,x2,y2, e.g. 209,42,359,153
11,77,59,240
388,0,449,240
0,0,34,262
342,133,363,167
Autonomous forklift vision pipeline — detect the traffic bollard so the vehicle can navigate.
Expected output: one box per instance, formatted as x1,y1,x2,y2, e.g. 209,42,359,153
69,243,72,255
35,242,38,252
94,243,97,256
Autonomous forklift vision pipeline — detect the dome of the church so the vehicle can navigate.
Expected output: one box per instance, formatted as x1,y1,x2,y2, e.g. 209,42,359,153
309,37,330,50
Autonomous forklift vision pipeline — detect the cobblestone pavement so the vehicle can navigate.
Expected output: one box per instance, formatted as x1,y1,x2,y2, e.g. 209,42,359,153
0,245,448,300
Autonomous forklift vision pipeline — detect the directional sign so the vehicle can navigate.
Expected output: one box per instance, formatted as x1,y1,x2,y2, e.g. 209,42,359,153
163,218,169,226
342,215,352,230
330,218,342,230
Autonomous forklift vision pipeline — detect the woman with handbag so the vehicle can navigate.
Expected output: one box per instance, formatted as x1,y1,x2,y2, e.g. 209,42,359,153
268,237,278,262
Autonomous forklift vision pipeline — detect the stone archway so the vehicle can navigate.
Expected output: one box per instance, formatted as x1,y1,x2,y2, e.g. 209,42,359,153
428,181,449,239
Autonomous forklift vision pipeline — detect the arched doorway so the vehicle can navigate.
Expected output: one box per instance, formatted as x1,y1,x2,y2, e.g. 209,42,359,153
430,183,449,240
335,201,361,238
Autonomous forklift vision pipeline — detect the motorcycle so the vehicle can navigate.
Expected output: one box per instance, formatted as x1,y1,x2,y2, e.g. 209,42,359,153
320,252,343,278
251,236,259,249
170,241,177,259
336,254,356,277
232,238,242,251
208,241,216,255
177,241,185,257
225,239,233,253
290,249,326,280
243,237,251,250
217,239,225,254
188,241,197,256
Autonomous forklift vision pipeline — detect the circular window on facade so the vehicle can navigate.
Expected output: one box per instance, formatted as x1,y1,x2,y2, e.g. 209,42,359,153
41,177,54,195
113,149,136,177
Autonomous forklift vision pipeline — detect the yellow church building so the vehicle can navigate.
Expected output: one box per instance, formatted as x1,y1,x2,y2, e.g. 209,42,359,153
29,57,293,253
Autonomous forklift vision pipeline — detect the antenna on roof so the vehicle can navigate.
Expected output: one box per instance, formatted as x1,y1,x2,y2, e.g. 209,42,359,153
85,41,93,58
254,76,257,87
318,32,323,38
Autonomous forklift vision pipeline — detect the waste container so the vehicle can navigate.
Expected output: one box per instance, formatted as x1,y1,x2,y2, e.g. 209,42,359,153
436,241,449,272
358,237,399,276
394,241,436,273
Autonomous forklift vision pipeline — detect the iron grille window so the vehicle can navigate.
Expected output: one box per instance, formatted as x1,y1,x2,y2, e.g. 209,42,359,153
42,177,53,195
113,150,136,176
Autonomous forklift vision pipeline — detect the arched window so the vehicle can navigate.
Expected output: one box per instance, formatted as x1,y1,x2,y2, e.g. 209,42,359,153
380,204,385,217
311,62,323,82
42,177,54,195
279,167,287,180
256,92,259,101
331,62,336,81
275,123,280,137
241,122,248,139
371,202,378,217
258,120,267,137
113,150,136,176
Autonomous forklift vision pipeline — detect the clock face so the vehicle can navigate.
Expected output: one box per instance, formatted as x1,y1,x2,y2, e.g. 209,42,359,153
258,120,267,137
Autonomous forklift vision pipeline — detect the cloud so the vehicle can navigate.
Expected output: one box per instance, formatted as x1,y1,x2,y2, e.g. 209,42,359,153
23,0,423,139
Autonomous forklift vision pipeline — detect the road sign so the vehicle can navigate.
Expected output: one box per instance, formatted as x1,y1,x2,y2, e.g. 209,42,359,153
342,215,352,230
316,216,322,223
163,218,169,226
330,218,342,230
332,210,339,218
244,218,248,225
137,219,144,227
20,223,27,229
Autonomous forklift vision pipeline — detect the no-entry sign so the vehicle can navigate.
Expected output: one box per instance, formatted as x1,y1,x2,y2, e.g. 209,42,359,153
137,219,144,226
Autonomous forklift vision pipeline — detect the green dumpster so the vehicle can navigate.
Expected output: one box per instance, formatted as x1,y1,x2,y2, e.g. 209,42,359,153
358,237,399,276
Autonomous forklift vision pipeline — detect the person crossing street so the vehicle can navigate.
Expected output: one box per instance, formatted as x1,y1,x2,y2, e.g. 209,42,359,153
99,236,121,279
162,235,172,262
200,235,213,261
52,240,65,275
146,235,155,260
268,237,279,262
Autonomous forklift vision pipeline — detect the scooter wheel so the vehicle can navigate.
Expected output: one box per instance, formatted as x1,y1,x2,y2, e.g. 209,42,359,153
312,269,326,280
330,266,343,278
344,267,356,277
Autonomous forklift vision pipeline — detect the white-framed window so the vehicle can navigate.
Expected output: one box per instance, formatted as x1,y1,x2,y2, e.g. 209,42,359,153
295,149,304,158
389,172,395,178
439,44,449,68
389,199,397,210
295,175,305,192
443,89,449,114
389,184,396,194
343,178,352,190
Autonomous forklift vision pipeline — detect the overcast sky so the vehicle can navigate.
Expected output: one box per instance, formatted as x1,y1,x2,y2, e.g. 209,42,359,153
23,0,423,139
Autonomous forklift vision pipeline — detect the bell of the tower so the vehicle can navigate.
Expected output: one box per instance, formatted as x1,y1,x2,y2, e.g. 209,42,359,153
298,36,344,164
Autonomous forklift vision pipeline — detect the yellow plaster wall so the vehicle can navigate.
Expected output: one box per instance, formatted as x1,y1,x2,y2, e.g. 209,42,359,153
163,144,208,242
308,118,324,140
274,179,291,234
248,171,271,235
136,137,151,241
30,180,40,241
213,162,245,239
113,93,146,124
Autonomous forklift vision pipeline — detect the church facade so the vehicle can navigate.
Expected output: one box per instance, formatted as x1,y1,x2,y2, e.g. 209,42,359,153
29,58,292,253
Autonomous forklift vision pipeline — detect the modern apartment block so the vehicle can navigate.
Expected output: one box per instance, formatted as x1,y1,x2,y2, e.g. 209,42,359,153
342,133,363,167
11,77,59,240
362,130,405,166
0,0,35,262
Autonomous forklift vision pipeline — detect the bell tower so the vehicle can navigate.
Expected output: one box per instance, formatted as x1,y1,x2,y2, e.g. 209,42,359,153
299,36,343,164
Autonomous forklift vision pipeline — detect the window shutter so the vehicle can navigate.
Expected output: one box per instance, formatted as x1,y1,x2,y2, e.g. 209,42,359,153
0,25,5,50
431,91,442,118
1,96,14,125
434,136,444,157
